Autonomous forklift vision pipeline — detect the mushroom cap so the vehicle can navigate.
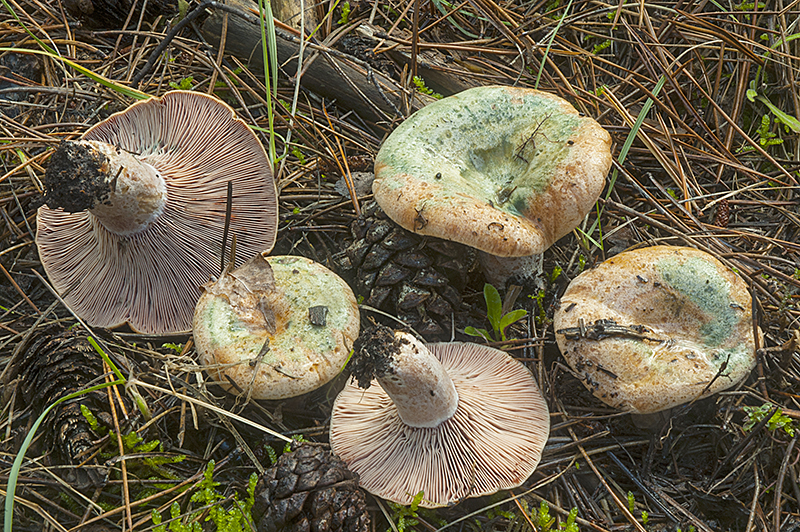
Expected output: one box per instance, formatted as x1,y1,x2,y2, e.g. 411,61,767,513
373,85,612,257
193,254,360,400
330,341,550,508
36,91,278,334
554,246,757,414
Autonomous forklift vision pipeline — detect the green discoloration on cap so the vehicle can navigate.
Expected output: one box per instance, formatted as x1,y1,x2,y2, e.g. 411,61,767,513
193,255,360,400
373,86,612,257
376,90,581,215
656,255,739,348
554,246,757,414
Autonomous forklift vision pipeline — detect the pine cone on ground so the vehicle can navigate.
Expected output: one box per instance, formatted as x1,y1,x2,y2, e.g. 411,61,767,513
339,201,476,339
16,328,121,487
252,443,370,532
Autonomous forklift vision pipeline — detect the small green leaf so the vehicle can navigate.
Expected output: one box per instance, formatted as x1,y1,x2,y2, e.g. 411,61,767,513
746,88,758,102
483,284,503,331
464,326,493,342
756,94,800,133
338,1,351,24
498,309,527,333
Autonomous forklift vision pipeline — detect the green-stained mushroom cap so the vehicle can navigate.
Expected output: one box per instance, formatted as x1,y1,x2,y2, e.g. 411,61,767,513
193,254,360,400
553,246,757,414
373,85,612,258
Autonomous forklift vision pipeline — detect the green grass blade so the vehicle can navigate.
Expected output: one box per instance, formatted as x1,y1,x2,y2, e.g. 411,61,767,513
582,76,667,247
1,0,56,55
1,0,148,100
5,378,126,532
534,0,574,90
257,0,278,165
0,48,148,100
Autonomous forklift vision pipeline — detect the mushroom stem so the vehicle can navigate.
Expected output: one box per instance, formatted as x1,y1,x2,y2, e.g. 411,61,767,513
44,140,166,236
478,251,545,288
366,329,459,428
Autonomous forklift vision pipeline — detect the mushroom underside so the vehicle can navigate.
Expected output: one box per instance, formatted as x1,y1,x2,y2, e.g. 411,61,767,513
37,91,278,334
330,341,550,507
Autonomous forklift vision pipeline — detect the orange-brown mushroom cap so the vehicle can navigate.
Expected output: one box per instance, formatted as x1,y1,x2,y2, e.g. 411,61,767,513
373,86,612,257
330,341,550,508
36,91,278,334
554,246,757,414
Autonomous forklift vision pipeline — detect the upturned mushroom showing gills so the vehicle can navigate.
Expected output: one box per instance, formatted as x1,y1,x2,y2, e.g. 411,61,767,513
554,246,757,414
372,85,612,285
329,324,550,508
36,91,278,334
193,254,360,400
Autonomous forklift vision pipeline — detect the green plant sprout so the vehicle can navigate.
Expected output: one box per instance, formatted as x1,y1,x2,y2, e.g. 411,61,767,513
739,114,784,153
169,76,194,90
387,490,424,532
412,76,443,99
538,500,555,531
533,501,579,532
152,460,258,532
162,342,184,354
545,0,561,13
743,403,796,436
734,0,766,19
747,83,800,135
744,29,800,134
528,290,548,327
627,491,649,526
337,1,350,24
213,67,243,90
464,284,527,342
291,146,307,165
82,405,185,496
591,39,612,54
527,266,562,326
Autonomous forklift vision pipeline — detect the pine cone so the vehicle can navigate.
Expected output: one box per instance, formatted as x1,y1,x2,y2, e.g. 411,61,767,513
16,328,119,487
715,198,730,228
339,201,476,339
252,443,370,532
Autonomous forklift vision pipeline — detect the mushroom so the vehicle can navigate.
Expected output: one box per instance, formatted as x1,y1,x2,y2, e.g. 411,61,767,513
329,325,550,508
553,245,757,414
36,90,278,334
372,85,612,286
193,254,360,400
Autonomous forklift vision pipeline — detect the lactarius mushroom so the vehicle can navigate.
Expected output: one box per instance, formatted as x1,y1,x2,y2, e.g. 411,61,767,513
554,246,757,414
329,325,550,507
37,91,277,334
372,85,612,285
193,254,360,400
